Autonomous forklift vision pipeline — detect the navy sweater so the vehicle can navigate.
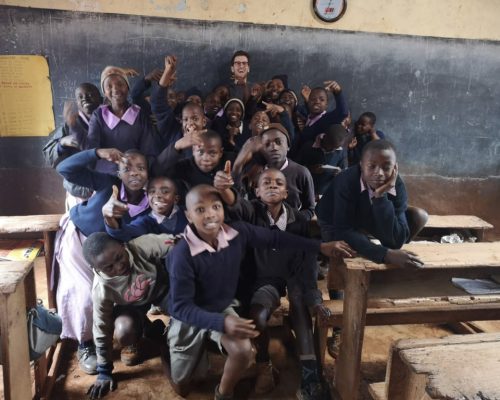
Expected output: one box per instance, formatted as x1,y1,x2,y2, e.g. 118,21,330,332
315,164,409,263
166,221,321,332
105,210,188,242
150,83,182,149
56,149,149,237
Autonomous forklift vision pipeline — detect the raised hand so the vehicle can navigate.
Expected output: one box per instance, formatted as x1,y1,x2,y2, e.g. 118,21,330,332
301,85,311,101
324,80,342,94
159,55,177,87
262,101,285,118
145,68,163,83
96,148,126,164
175,125,206,151
102,185,129,223
214,160,234,191
223,315,260,339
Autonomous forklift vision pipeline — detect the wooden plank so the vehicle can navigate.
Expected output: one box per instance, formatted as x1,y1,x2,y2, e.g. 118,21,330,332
0,214,61,234
345,242,500,271
367,382,385,400
426,215,493,230
394,334,500,399
39,341,64,400
334,269,370,400
0,261,33,294
0,280,32,400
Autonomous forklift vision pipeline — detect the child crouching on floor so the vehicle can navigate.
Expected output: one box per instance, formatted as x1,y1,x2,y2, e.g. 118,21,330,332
165,184,354,399
83,232,176,399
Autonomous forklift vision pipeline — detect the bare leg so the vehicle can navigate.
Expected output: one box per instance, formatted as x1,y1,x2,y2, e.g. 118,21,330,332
218,336,254,396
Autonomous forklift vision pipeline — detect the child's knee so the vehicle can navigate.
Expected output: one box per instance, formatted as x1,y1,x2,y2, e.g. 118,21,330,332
225,338,254,365
114,315,140,345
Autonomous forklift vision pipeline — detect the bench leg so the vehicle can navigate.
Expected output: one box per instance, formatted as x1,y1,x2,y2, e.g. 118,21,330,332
314,318,329,368
1,284,32,400
335,269,370,400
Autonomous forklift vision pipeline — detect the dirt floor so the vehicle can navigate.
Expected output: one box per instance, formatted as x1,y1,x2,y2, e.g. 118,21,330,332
2,257,499,399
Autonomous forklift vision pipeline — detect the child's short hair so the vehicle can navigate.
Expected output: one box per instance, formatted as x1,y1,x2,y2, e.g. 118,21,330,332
325,124,347,144
231,50,250,64
147,176,178,192
185,184,224,209
83,232,121,266
182,101,204,115
361,139,396,159
310,87,328,97
360,111,377,125
257,168,287,187
122,149,147,164
203,129,223,146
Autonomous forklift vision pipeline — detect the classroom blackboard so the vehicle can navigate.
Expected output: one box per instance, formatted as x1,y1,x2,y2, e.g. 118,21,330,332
0,5,499,178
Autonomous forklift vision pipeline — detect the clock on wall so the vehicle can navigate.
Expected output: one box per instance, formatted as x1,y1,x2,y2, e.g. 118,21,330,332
312,0,347,23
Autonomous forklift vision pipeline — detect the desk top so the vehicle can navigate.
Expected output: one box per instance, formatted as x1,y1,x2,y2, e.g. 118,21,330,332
346,242,500,271
0,260,34,294
0,214,62,234
426,215,493,230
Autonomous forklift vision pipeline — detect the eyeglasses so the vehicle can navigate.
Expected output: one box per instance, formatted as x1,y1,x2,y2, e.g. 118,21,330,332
233,61,249,66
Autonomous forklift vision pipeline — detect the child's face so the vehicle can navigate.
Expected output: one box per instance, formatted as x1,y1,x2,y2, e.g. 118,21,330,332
187,95,202,107
118,154,148,192
249,111,270,136
204,94,221,118
231,55,250,81
360,149,397,190
75,85,101,117
261,130,288,166
186,191,225,241
307,89,328,115
166,88,177,110
147,178,178,216
255,169,288,206
225,102,243,124
176,91,186,104
355,116,374,135
193,138,223,173
266,79,285,101
103,75,128,107
182,105,207,133
279,91,297,109
94,241,131,277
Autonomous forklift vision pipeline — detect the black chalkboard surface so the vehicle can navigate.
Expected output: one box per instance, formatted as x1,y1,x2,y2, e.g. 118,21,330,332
1,5,499,178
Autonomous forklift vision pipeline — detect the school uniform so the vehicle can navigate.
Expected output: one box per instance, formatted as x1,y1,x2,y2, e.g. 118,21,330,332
298,91,349,146
85,104,159,175
55,149,149,343
105,205,188,242
150,83,182,149
315,164,409,263
348,130,386,165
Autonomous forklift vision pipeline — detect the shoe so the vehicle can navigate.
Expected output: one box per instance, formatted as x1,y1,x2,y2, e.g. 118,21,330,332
77,344,97,375
214,384,233,400
121,343,140,366
296,381,329,400
254,361,278,395
327,329,341,359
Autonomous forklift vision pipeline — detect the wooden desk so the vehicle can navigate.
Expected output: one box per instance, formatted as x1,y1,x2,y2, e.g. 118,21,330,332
369,333,500,399
0,261,35,400
331,242,500,400
421,214,493,241
0,214,62,308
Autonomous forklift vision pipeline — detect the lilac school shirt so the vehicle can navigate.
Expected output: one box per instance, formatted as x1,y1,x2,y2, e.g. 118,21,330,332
86,104,159,174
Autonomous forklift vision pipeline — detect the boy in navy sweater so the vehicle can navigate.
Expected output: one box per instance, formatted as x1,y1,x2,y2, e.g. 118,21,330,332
166,184,352,399
316,139,423,268
215,167,346,398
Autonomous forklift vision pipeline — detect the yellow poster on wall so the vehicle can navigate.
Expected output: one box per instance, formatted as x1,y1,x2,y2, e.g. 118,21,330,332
0,55,55,137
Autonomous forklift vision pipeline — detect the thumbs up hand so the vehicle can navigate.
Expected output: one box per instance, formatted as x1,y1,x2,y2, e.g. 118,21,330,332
214,160,234,192
102,185,129,229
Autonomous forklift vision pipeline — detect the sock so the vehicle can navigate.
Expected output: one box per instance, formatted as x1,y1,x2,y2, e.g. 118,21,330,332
300,356,320,387
79,340,94,349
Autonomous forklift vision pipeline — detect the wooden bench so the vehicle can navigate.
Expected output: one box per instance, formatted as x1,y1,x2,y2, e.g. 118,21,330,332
0,261,35,400
0,214,63,399
419,214,493,241
368,333,500,399
316,242,500,400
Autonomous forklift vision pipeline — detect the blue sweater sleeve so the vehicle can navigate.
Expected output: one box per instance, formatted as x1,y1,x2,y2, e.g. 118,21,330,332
105,214,154,242
56,149,112,191
279,110,295,144
130,77,151,111
150,83,179,145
